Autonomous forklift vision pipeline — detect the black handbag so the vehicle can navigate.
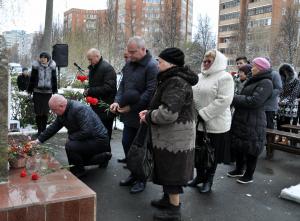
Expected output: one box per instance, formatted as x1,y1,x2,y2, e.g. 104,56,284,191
127,122,154,181
195,118,215,169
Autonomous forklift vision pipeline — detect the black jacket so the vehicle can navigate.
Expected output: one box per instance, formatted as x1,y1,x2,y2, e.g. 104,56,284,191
87,57,117,119
38,100,108,143
231,70,273,156
115,51,158,128
17,74,30,91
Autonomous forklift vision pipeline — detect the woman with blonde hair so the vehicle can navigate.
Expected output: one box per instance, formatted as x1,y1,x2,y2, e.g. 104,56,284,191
189,49,234,193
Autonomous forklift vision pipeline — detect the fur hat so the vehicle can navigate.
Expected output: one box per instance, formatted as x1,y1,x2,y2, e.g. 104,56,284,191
158,47,185,67
39,51,51,61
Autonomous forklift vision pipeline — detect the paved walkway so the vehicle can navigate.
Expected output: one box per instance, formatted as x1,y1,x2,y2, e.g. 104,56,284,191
43,130,300,221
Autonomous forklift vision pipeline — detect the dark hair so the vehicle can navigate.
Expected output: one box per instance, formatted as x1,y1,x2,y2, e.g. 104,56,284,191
279,64,294,76
22,67,28,72
235,56,249,63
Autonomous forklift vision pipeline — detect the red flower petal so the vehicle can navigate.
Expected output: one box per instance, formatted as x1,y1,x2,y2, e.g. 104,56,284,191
31,172,39,180
20,169,27,177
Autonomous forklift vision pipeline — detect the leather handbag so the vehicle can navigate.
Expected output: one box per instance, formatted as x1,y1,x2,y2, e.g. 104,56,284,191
195,118,215,169
127,122,153,181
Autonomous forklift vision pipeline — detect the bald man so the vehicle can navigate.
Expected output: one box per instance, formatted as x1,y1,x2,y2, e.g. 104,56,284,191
85,48,117,150
31,94,111,178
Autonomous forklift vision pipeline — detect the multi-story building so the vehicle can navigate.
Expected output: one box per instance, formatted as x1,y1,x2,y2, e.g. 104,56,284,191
63,8,107,33
218,0,298,69
115,0,193,47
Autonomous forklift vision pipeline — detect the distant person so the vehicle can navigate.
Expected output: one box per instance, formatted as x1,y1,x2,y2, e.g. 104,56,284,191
264,58,282,129
228,57,273,184
30,94,111,177
277,63,300,132
84,48,117,150
27,52,57,136
110,36,158,194
233,56,250,94
189,49,234,193
17,67,30,91
235,64,252,95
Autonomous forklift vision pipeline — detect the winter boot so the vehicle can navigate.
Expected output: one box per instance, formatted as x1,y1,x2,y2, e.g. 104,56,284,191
199,173,214,194
153,204,181,221
151,194,170,209
187,168,206,187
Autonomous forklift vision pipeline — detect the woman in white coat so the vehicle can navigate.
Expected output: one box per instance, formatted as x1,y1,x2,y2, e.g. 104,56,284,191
188,49,234,193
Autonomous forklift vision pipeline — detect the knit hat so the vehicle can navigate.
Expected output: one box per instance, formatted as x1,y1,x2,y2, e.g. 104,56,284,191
252,57,270,71
238,64,252,75
39,52,51,61
158,47,185,67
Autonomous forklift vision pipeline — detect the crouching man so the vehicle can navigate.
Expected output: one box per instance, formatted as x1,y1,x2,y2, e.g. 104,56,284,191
30,94,111,177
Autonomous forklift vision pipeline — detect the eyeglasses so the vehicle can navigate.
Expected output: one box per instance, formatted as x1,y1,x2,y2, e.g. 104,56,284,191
203,60,212,64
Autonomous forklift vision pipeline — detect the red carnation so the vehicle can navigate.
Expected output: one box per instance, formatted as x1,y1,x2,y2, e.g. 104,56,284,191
20,169,27,177
76,75,88,82
86,96,99,105
31,172,39,180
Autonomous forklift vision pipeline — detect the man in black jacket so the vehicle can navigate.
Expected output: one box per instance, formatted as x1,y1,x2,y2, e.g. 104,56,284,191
17,67,30,91
84,48,117,150
30,94,111,177
110,36,158,193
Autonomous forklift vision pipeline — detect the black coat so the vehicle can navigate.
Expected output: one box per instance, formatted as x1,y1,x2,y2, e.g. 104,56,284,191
87,57,117,120
38,100,108,143
115,51,158,128
231,70,273,156
17,74,30,91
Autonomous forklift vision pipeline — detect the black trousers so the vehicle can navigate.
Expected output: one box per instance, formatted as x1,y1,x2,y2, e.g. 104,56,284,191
235,151,258,179
100,117,114,151
265,111,275,129
163,185,183,194
65,138,109,173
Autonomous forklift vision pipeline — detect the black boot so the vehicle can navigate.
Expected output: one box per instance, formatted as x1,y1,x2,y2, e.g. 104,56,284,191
153,204,181,221
199,174,214,194
151,194,170,209
35,116,42,136
187,168,206,187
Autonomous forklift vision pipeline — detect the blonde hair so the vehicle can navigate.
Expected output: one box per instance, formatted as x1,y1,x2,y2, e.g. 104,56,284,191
204,50,216,59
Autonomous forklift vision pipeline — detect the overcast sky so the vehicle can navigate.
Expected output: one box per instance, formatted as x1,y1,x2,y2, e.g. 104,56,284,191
0,0,219,37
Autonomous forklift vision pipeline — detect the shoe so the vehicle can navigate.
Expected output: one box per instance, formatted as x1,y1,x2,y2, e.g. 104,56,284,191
151,194,170,209
199,174,214,194
237,176,253,184
130,181,146,194
119,175,136,186
187,176,205,187
117,158,127,164
227,169,244,178
153,204,181,221
88,152,112,166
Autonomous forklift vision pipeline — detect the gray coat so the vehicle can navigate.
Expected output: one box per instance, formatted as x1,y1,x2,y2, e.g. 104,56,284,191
264,69,282,112
146,66,198,185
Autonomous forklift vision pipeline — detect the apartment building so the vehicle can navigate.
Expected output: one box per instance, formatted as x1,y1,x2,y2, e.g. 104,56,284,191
115,0,193,44
218,0,297,69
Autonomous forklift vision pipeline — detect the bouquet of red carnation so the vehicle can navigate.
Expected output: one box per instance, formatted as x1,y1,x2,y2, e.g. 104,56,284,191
86,96,110,113
76,74,88,82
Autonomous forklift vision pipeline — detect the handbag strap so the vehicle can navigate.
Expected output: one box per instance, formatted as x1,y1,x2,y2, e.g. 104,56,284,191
196,115,209,140
134,122,149,146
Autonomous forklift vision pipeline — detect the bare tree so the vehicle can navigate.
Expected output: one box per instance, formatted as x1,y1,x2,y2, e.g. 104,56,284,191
272,4,299,66
41,0,53,52
31,30,44,61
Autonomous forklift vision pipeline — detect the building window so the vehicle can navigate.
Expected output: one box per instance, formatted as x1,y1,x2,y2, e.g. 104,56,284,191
220,12,240,21
248,5,272,16
220,0,240,10
219,23,239,32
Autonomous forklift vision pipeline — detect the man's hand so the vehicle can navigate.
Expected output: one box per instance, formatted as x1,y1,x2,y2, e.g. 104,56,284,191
110,102,119,114
29,139,40,146
83,89,89,97
117,105,130,113
139,110,148,123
